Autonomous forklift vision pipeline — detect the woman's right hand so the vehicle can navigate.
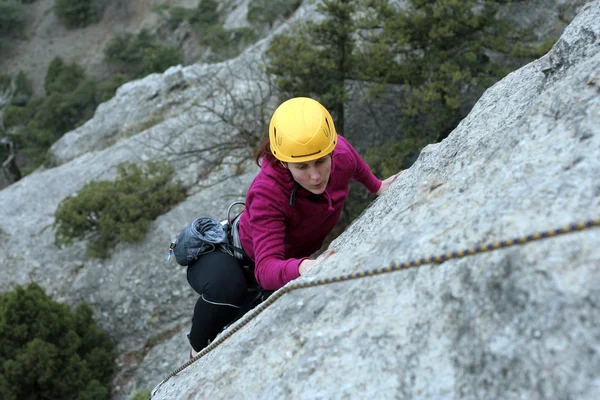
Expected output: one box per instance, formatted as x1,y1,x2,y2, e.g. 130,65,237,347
298,249,335,275
376,170,404,196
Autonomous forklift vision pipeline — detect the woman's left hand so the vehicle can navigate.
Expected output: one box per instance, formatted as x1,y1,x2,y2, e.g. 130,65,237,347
376,170,404,196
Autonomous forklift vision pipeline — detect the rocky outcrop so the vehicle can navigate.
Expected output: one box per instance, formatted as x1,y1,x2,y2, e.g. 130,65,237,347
150,2,600,399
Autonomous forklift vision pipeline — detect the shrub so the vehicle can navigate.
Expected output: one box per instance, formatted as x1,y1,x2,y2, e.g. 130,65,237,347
0,72,31,107
200,25,257,62
0,73,10,92
0,282,115,400
54,162,187,258
190,0,219,30
11,70,33,106
167,6,196,30
0,1,25,36
44,57,86,95
6,58,128,175
29,93,81,144
365,138,422,179
96,73,129,103
129,391,151,400
104,29,183,78
2,97,42,129
247,0,301,27
54,0,102,29
138,45,183,77
69,77,99,120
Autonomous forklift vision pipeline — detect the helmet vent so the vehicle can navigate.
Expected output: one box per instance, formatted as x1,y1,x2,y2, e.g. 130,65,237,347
324,118,331,137
274,127,283,146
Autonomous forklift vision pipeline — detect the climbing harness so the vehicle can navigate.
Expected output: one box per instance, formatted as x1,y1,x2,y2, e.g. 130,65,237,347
150,217,600,398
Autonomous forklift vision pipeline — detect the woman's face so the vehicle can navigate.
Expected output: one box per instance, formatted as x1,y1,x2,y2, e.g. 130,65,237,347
285,155,332,195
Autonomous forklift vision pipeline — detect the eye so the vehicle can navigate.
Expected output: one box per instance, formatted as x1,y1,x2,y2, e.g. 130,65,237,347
297,164,308,170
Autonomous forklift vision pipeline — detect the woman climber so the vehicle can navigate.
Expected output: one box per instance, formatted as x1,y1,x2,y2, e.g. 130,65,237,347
186,97,402,357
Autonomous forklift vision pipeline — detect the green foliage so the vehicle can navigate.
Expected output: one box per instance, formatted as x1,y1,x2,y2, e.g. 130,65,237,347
0,0,25,36
27,80,96,143
154,0,257,62
45,57,86,95
359,0,490,128
265,0,551,235
129,390,151,400
4,57,139,176
54,0,102,29
0,73,11,92
96,73,129,103
353,0,549,174
156,0,258,62
4,95,65,171
11,70,33,106
247,0,301,27
509,35,558,58
140,45,184,76
192,0,219,30
0,282,115,399
2,98,42,129
104,29,183,78
266,0,358,133
200,25,257,62
166,6,198,30
30,93,80,143
0,0,27,59
364,137,422,179
54,162,187,258
155,0,219,31
6,58,120,173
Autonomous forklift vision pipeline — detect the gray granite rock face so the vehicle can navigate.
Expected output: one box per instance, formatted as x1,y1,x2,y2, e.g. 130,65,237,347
150,2,600,399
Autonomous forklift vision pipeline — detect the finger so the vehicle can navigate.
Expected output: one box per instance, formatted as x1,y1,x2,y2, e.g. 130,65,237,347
317,249,334,262
389,170,403,183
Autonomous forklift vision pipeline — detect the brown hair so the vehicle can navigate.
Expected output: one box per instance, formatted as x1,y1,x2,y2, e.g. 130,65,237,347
254,137,274,167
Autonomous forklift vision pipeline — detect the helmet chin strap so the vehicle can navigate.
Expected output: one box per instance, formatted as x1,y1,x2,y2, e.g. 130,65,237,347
289,183,299,207
281,161,299,207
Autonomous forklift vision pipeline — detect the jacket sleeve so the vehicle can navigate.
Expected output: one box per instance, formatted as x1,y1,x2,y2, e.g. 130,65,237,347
246,184,307,290
342,136,382,194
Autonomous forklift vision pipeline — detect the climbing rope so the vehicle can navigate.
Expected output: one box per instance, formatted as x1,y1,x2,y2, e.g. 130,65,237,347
150,217,600,398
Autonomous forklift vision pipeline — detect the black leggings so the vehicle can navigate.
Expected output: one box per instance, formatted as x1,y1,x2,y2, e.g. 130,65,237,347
186,250,253,351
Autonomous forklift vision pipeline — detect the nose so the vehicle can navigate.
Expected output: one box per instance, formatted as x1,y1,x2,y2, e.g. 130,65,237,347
309,166,321,181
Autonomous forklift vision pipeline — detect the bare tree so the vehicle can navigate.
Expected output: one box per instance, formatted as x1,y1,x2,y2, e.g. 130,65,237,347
0,81,13,110
136,55,279,189
1,137,22,186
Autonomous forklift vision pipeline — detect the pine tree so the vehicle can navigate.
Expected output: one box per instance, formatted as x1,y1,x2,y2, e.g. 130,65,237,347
0,283,115,399
266,0,359,134
359,0,551,174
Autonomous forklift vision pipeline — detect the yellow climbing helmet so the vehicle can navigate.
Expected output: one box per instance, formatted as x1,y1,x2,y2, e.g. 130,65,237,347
269,97,338,163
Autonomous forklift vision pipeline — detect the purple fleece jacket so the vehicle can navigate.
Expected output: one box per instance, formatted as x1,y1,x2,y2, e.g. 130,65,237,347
238,135,382,291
